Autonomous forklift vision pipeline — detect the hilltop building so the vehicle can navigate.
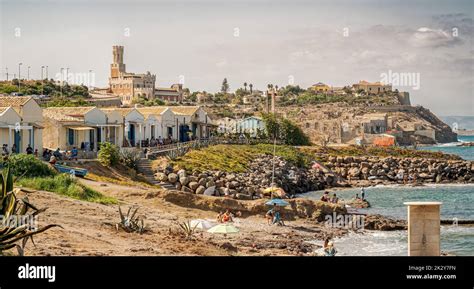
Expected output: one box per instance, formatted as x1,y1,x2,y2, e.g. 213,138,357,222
310,82,331,92
108,46,156,106
155,84,184,103
353,80,392,94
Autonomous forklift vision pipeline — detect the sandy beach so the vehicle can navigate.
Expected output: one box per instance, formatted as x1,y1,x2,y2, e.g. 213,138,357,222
18,178,347,256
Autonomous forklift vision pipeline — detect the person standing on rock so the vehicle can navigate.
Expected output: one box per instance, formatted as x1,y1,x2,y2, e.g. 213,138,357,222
361,187,366,200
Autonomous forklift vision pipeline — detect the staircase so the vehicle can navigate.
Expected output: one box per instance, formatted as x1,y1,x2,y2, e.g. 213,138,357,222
136,158,160,186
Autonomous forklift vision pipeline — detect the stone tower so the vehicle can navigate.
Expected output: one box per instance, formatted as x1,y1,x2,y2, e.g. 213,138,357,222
110,45,126,78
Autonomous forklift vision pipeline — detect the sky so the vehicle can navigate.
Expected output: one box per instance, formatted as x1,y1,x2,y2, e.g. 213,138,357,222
1,0,473,116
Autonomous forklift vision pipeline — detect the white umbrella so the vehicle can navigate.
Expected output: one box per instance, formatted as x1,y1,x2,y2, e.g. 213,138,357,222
190,219,215,230
207,223,240,234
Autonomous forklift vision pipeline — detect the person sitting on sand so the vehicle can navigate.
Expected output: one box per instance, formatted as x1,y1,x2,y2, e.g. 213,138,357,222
320,191,330,202
221,210,233,223
272,210,285,226
355,193,361,200
324,241,337,256
330,193,339,204
265,205,275,225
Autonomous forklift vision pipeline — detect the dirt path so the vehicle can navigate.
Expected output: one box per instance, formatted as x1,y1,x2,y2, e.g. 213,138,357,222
18,178,345,256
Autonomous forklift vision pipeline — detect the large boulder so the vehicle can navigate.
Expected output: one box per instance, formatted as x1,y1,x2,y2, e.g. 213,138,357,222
168,173,178,184
154,172,168,182
188,181,199,191
195,185,206,195
180,176,190,186
177,169,187,178
203,186,216,196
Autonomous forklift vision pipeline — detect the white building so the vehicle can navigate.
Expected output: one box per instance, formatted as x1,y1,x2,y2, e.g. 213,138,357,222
0,96,44,153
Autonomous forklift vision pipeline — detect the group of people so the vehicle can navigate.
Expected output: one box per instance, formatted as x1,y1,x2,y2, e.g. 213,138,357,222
2,144,38,157
265,204,285,226
43,147,78,164
320,191,339,204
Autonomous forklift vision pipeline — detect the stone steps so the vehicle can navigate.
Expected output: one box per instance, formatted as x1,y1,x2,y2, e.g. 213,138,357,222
136,158,160,185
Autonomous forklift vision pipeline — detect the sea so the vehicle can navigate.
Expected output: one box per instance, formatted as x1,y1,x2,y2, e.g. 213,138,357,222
303,135,474,256
417,135,474,161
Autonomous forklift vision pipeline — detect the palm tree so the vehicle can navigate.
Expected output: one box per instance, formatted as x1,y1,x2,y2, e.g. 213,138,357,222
244,82,248,92
249,83,253,94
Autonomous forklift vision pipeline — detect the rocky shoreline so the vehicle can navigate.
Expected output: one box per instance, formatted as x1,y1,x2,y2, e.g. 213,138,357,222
154,153,473,199
319,155,473,186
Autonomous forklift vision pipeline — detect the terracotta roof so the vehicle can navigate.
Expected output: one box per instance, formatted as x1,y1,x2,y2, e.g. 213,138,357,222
0,97,33,113
136,107,169,118
312,82,328,86
0,107,12,115
101,107,138,117
169,106,200,116
43,107,96,122
357,80,387,86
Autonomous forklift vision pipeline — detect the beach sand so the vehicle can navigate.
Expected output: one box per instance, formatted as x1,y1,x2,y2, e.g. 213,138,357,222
18,178,346,256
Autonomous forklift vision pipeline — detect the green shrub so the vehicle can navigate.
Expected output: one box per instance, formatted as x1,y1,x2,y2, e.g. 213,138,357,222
16,174,117,204
4,154,56,178
98,142,120,167
119,149,141,170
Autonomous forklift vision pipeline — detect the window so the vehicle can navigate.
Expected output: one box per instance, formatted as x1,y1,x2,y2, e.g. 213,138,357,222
67,129,75,145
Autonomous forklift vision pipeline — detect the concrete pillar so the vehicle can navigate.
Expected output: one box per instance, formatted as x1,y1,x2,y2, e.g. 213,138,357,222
404,201,442,256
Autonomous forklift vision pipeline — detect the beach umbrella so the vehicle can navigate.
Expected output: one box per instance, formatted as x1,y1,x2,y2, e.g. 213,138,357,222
190,219,214,230
264,187,280,193
207,223,239,234
265,198,289,207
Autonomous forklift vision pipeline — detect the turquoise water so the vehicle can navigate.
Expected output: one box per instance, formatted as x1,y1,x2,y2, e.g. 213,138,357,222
303,184,474,256
417,135,474,161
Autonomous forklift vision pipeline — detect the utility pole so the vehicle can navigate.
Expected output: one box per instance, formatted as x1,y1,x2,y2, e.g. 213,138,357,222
5,67,8,81
60,68,64,98
46,66,48,79
27,66,30,80
41,66,45,95
18,63,22,91
65,67,69,84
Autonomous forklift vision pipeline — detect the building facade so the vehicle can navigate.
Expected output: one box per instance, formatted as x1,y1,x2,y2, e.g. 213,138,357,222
108,46,156,106
0,96,43,153
353,80,392,94
155,84,184,103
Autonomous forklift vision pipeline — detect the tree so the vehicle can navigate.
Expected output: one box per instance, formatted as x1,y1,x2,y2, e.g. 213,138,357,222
262,113,310,146
249,83,253,93
221,78,229,93
244,82,248,92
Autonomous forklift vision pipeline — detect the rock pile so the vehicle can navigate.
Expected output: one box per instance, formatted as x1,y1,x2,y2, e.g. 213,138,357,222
155,155,329,199
321,155,473,184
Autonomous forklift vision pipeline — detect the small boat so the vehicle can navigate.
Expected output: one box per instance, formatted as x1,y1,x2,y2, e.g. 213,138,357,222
54,164,88,177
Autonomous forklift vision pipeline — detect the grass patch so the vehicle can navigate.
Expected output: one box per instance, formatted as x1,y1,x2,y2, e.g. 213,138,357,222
17,174,118,205
86,172,158,188
170,144,312,173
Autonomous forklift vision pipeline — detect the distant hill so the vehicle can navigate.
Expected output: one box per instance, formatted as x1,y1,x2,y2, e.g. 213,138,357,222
440,116,474,130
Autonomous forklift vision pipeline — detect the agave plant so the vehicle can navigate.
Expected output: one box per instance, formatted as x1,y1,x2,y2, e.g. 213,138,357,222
116,206,146,234
176,220,198,240
0,167,60,256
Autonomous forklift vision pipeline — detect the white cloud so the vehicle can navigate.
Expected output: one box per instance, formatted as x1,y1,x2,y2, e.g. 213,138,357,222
410,27,460,48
